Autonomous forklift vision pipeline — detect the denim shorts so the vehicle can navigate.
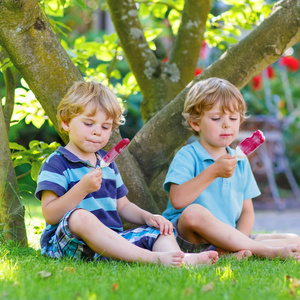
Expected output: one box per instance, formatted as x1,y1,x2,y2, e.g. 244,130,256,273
41,209,161,261
172,219,215,253
173,219,257,253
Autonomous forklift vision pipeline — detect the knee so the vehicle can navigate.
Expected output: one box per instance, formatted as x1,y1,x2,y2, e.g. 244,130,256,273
180,204,212,230
68,209,95,235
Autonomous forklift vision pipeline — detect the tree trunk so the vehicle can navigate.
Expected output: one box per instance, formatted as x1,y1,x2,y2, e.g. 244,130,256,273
0,103,27,246
0,0,299,239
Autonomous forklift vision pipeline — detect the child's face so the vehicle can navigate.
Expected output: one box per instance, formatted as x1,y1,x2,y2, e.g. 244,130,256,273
190,101,240,152
62,105,113,157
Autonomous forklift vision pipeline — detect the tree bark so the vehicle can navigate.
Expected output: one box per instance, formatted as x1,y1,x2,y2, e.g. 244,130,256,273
0,0,82,139
106,0,210,121
0,0,299,233
129,0,300,183
0,103,27,246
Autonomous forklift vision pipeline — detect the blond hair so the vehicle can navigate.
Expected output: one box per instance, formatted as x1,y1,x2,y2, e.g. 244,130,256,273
183,77,247,136
57,81,125,132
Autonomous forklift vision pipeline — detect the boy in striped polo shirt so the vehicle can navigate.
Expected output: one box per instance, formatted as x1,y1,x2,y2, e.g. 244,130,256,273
35,81,218,266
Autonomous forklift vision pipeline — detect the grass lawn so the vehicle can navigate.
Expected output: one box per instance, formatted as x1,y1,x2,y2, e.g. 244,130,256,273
1,197,300,300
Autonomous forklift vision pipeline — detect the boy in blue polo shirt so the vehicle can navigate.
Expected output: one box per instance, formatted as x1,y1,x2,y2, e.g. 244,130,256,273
36,81,219,266
163,77,300,260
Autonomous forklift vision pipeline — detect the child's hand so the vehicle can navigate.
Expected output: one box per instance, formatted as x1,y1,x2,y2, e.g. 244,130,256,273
80,168,102,194
145,214,173,236
213,154,237,178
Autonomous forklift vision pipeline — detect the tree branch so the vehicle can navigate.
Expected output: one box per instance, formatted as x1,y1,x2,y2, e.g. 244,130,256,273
129,0,300,181
0,0,82,143
168,0,210,92
106,0,158,98
2,66,15,133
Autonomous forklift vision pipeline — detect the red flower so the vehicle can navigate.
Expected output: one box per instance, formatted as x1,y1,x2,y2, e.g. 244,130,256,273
266,66,275,79
194,68,202,76
162,57,168,63
280,56,300,72
200,40,207,59
252,75,262,91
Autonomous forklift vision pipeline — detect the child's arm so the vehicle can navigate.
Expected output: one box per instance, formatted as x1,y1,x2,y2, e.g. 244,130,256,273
41,168,103,225
170,154,237,209
235,199,255,236
117,196,173,235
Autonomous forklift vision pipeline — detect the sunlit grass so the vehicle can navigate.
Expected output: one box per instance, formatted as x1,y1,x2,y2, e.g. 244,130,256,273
1,246,300,300
2,196,300,299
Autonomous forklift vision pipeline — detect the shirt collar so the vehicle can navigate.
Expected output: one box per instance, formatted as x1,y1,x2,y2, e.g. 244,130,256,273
56,146,105,168
190,140,243,162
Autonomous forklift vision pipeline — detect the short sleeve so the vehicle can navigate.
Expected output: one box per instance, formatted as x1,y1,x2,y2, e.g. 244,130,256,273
163,148,197,193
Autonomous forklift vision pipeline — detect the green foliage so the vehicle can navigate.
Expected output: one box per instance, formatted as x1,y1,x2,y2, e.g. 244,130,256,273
1,0,276,197
10,140,61,182
11,79,47,129
0,47,13,71
39,0,86,17
206,0,272,49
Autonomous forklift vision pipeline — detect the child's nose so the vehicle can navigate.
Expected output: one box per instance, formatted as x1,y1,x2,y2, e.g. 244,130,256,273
222,121,230,129
93,125,102,135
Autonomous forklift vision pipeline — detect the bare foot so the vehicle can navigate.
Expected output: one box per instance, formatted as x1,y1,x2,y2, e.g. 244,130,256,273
182,250,219,266
156,251,185,267
214,248,252,261
274,244,300,260
229,250,252,261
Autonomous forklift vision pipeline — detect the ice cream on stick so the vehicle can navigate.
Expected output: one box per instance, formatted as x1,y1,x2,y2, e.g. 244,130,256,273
235,130,265,157
100,138,130,168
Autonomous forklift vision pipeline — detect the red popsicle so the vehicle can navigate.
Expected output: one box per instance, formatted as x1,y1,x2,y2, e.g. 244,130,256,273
236,130,265,157
100,138,130,168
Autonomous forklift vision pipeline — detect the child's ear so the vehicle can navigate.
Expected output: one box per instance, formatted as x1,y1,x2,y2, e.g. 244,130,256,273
61,121,70,132
189,121,201,132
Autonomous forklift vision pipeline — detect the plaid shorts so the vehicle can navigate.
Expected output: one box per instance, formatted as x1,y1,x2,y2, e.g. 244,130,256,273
41,209,161,261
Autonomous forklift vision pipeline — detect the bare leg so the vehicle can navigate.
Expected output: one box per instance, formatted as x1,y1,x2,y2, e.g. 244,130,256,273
68,209,183,266
254,233,300,247
178,204,300,260
152,233,219,266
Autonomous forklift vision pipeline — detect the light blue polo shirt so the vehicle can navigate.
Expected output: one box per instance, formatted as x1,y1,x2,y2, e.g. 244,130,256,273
162,140,261,228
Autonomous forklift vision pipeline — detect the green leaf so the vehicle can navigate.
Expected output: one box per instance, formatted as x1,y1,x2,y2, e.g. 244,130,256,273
74,0,86,10
139,3,151,18
9,143,26,151
29,140,41,149
152,4,168,19
103,33,118,44
95,51,114,62
168,9,181,34
144,28,163,42
110,69,121,80
31,161,43,182
74,36,86,50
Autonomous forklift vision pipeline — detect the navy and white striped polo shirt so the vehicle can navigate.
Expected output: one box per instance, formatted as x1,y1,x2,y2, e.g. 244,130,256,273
36,147,128,247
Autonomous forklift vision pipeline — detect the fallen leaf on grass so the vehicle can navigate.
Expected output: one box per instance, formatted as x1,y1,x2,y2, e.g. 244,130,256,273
292,279,300,288
286,275,300,288
184,287,193,296
37,271,52,278
202,282,214,292
112,283,119,292
63,267,76,273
